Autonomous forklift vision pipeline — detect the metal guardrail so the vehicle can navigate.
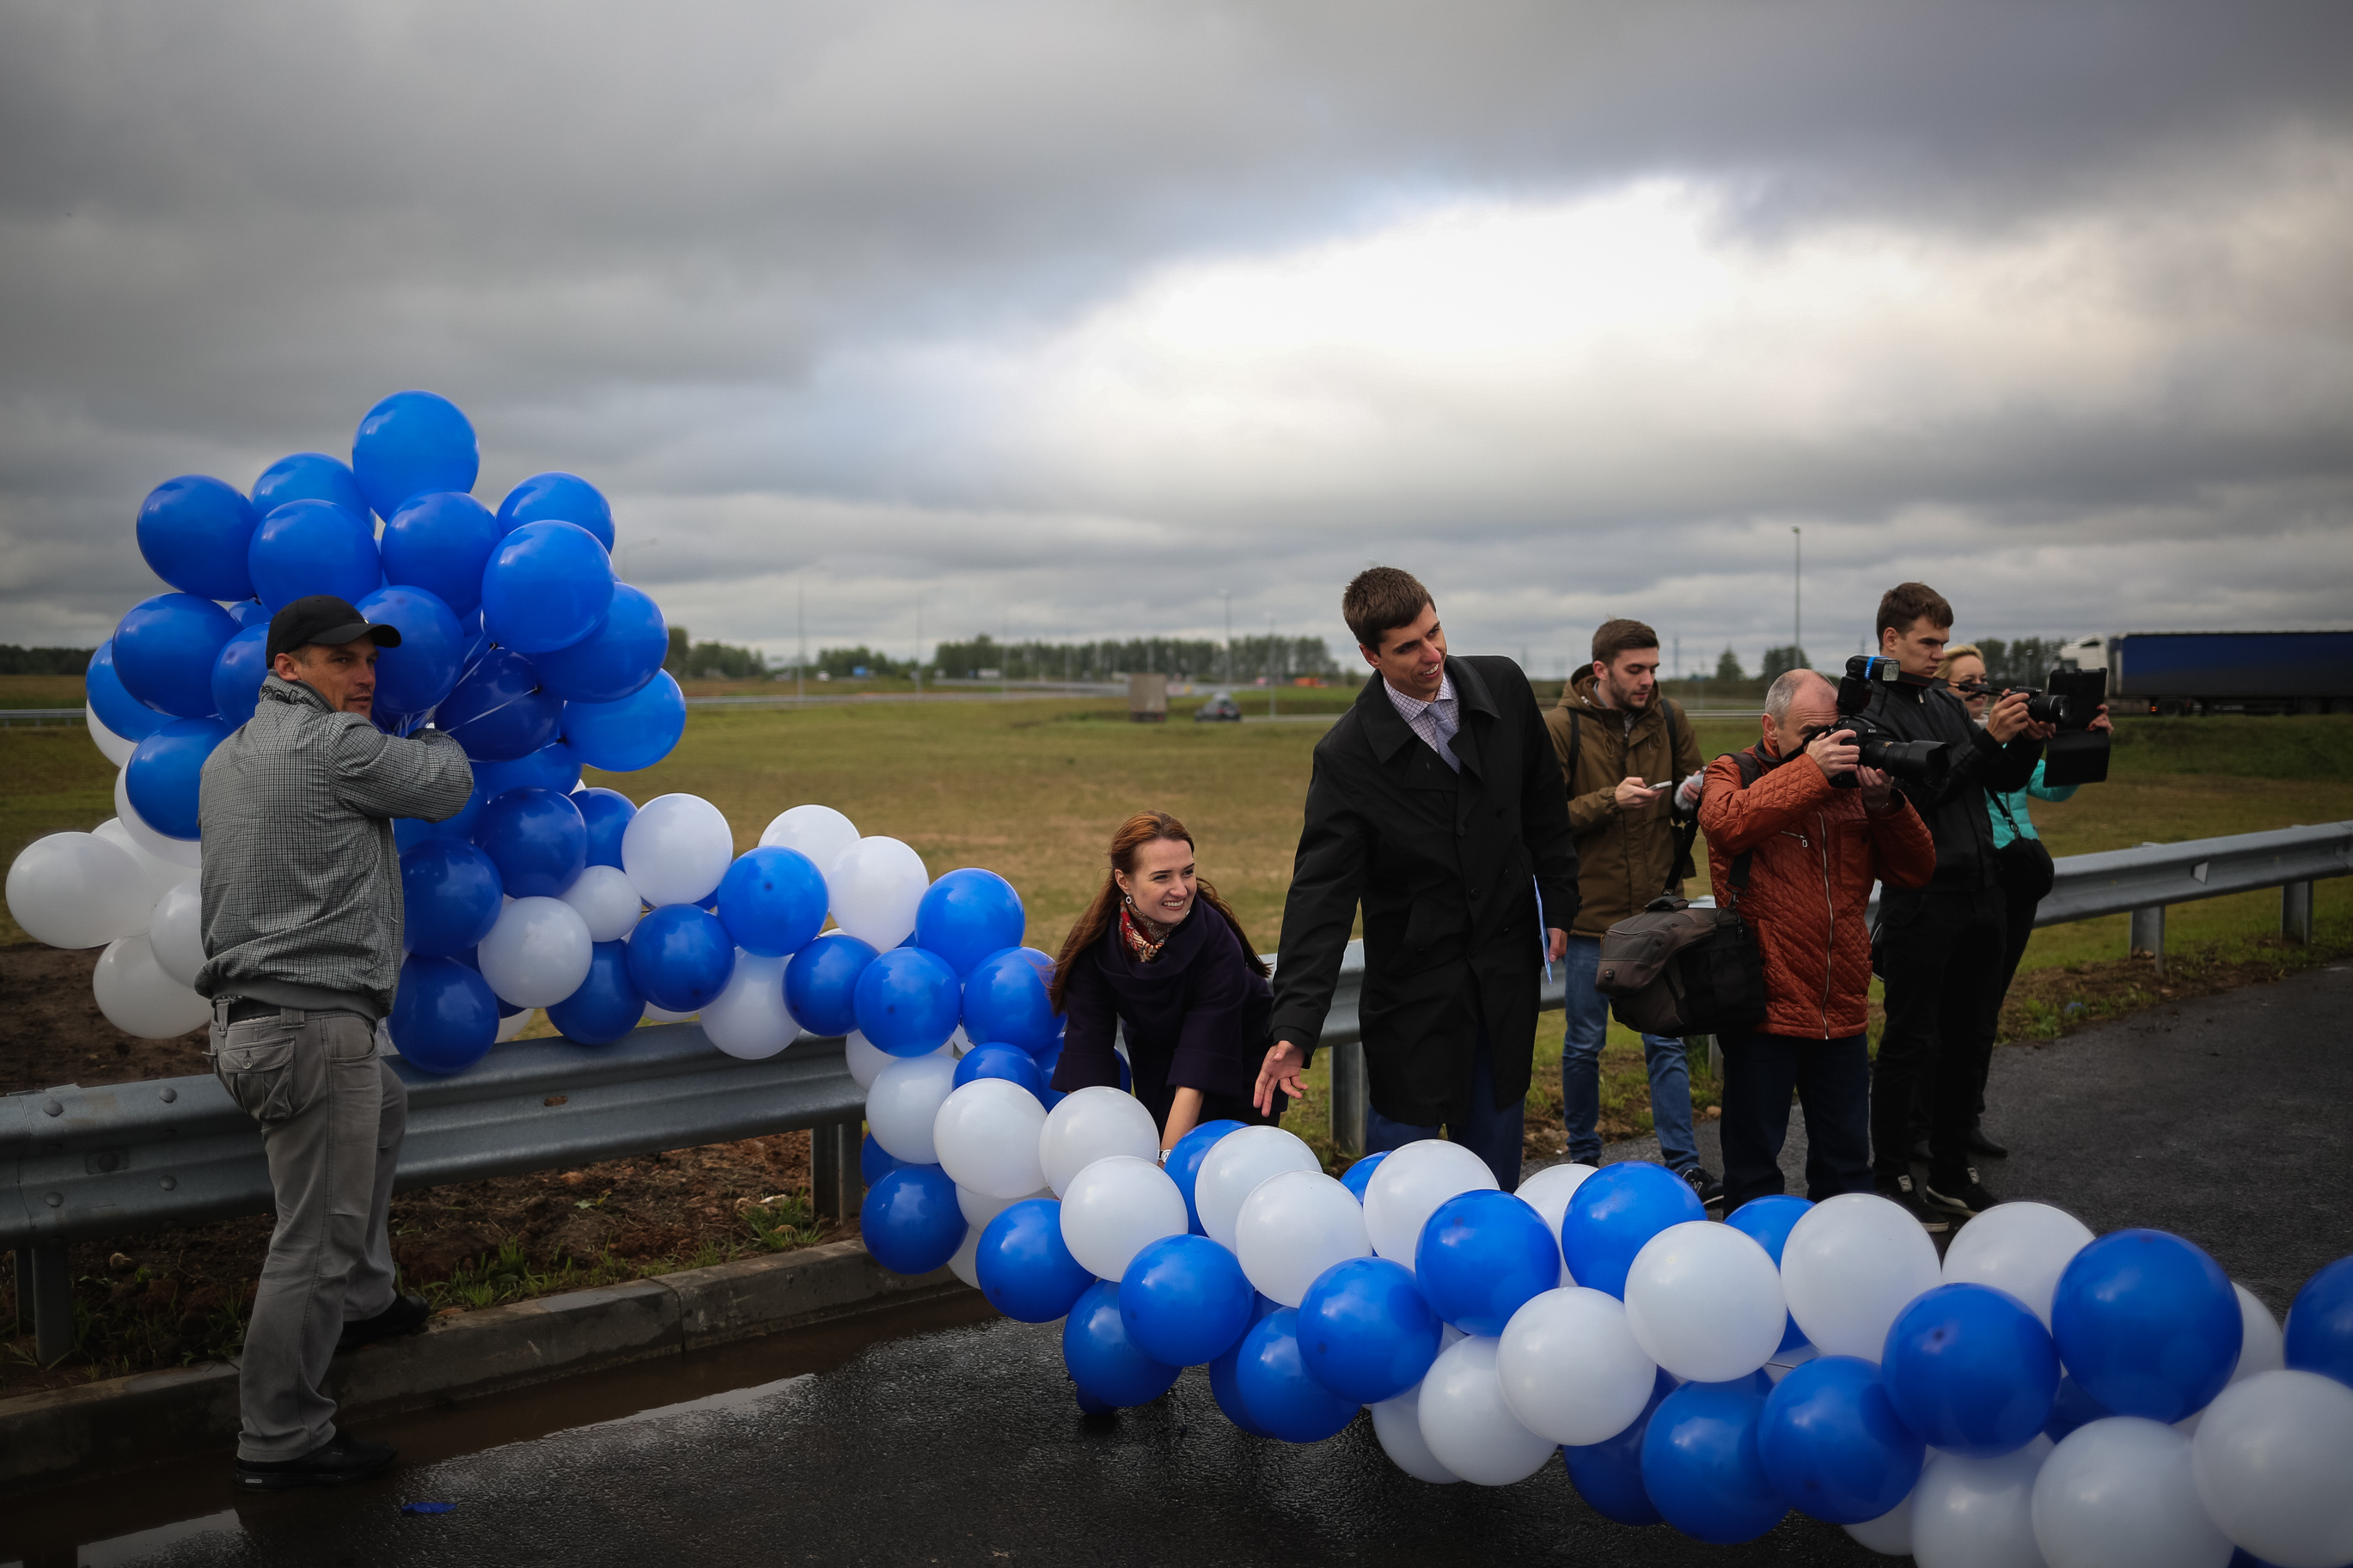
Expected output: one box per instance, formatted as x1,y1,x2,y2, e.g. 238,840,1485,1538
0,707,84,726
7,823,2345,1363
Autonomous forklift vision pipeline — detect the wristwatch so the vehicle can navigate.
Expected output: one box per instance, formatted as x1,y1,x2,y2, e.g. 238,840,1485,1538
1157,1148,1171,1167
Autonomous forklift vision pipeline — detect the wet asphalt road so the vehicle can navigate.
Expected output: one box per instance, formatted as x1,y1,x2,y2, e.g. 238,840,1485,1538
10,961,2352,1568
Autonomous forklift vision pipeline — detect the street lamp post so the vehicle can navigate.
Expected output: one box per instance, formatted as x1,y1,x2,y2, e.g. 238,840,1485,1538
1792,526,1803,664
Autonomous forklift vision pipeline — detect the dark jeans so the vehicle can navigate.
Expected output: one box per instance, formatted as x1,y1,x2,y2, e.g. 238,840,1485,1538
1364,1024,1525,1193
1874,888,2007,1187
1719,1030,1873,1213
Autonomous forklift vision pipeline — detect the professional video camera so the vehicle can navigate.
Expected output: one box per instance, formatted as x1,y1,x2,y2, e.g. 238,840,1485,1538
1953,677,2072,727
1795,656,1953,791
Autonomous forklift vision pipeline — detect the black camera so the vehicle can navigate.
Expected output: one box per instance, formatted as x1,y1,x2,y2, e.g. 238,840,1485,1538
1954,678,2071,727
1795,656,1953,791
1950,668,2112,786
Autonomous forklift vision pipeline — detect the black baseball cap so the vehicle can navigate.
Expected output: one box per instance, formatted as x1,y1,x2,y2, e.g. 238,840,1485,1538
266,595,404,663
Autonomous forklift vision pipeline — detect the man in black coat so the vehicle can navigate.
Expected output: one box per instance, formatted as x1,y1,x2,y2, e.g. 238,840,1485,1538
1256,567,1578,1189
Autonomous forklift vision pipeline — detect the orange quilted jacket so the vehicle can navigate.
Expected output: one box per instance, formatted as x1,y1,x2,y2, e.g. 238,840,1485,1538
1698,744,1936,1040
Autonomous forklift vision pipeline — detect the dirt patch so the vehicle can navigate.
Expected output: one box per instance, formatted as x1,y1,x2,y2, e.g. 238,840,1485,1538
0,944,211,1092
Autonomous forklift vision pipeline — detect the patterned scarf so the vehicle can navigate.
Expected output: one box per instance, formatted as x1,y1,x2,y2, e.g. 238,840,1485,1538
1118,898,1175,964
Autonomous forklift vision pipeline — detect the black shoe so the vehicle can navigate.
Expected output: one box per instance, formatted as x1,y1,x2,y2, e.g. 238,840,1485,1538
1966,1126,2009,1160
1677,1165,1725,1207
1922,1169,2000,1220
337,1293,430,1355
235,1432,397,1492
1874,1172,1950,1234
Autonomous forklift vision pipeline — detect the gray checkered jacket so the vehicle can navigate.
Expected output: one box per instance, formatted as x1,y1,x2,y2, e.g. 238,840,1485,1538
196,675,474,1020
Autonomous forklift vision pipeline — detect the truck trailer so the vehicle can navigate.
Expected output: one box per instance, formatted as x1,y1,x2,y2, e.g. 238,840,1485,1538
2058,631,2353,717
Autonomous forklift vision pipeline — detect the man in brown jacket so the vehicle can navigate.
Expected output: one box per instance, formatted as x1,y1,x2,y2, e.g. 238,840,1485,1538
1544,619,1714,1198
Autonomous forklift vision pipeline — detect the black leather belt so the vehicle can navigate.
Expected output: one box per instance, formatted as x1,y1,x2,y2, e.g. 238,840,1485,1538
223,998,284,1023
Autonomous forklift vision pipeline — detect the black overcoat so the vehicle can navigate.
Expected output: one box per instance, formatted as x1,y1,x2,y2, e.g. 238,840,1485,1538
1270,656,1580,1126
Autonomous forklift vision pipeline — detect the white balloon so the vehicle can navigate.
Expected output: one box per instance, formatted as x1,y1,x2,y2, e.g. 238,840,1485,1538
827,835,929,949
93,818,199,907
1037,1085,1160,1197
935,1078,1050,1199
1362,1139,1498,1270
147,878,207,989
956,1183,1047,1232
702,950,797,1059
1416,1334,1557,1486
1845,1491,1916,1557
1943,1201,2095,1329
6,833,151,949
477,896,595,1008
1371,1382,1460,1484
1496,1286,1659,1447
947,1223,983,1289
113,767,201,863
92,935,211,1039
2192,1370,2353,1568
867,1051,960,1165
1910,1437,2051,1568
759,804,859,881
2032,1418,2231,1568
559,864,642,943
642,1002,698,1022
620,793,735,908
1059,1156,1189,1282
2226,1283,2286,1387
1624,1220,1787,1384
1513,1162,1593,1284
1232,1170,1372,1308
1193,1123,1322,1248
1782,1193,1943,1361
495,1008,535,1043
87,702,138,766
844,1029,895,1089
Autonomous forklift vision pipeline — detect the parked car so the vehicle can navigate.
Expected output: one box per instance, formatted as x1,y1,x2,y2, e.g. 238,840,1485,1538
1195,692,1244,723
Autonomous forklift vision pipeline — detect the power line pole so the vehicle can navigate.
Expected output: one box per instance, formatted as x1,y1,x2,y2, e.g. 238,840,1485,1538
796,577,806,703
1222,589,1232,686
914,591,924,697
1792,525,1803,661
1268,613,1277,720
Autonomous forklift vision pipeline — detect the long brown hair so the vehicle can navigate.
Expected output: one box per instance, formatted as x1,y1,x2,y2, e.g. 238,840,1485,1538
1048,809,1269,1010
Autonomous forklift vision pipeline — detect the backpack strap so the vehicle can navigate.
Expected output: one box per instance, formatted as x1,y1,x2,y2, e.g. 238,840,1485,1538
1724,747,1770,900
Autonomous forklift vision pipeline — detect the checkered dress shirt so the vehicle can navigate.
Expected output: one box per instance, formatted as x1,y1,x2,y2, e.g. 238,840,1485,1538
1383,671,1462,772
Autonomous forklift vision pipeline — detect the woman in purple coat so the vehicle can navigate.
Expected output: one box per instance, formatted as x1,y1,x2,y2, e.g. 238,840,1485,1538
1048,810,1281,1153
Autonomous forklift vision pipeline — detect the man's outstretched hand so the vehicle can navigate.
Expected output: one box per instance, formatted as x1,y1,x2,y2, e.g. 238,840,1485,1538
1255,1039,1310,1117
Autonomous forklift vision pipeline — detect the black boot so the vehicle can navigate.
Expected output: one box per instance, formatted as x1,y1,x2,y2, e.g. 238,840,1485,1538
235,1432,397,1492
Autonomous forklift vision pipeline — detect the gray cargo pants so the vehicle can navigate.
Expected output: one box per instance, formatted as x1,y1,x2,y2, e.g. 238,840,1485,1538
210,1003,406,1461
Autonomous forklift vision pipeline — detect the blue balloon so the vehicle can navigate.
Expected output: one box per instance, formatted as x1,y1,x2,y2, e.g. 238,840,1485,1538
1562,1161,1706,1300
400,839,504,956
252,451,370,521
914,869,1027,977
626,904,736,1013
388,955,498,1075
1064,1280,1183,1409
1564,1369,1675,1526
496,471,614,551
859,1164,965,1277
1209,1294,1287,1436
532,584,668,704
715,846,828,958
472,742,583,802
1234,1309,1360,1442
1641,1379,1788,1545
472,786,588,899
2285,1254,2353,1388
952,1041,1047,1101
976,1199,1094,1322
562,669,684,772
1031,1036,1068,1110
352,390,479,520
1119,1234,1256,1367
438,648,561,760
394,791,486,855
1757,1355,1924,1524
210,624,271,727
1415,1189,1562,1336
247,499,381,613
545,941,645,1045
854,946,963,1057
961,946,1060,1054
1727,1194,1813,1352
783,931,878,1037
1881,1283,2058,1457
2043,1372,2114,1443
2052,1228,2241,1423
859,1131,909,1187
224,599,270,629
113,593,236,718
138,475,259,601
480,520,614,655
1339,1150,1389,1202
574,786,637,868
380,491,502,619
1167,1120,1246,1233
1297,1255,1441,1404
125,717,230,839
355,585,465,715
87,641,170,741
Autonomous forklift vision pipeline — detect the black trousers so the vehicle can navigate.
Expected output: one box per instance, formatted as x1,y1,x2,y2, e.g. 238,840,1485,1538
1720,1030,1873,1213
1873,888,2006,1187
1909,877,2044,1137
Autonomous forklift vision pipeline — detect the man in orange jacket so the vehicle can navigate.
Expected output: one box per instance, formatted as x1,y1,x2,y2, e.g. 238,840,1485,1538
1698,668,1938,1218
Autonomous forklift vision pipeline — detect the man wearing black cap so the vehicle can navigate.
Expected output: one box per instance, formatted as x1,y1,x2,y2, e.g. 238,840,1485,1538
197,595,474,1491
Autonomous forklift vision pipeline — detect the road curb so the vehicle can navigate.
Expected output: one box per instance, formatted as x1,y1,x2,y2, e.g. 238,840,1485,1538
0,1239,966,1493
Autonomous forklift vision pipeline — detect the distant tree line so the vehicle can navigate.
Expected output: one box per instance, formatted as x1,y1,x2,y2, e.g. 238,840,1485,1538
663,628,769,680
928,634,1342,684
0,645,96,675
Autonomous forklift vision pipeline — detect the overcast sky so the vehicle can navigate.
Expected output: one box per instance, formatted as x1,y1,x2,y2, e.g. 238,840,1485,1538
5,1,2350,674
